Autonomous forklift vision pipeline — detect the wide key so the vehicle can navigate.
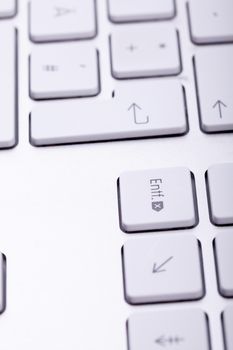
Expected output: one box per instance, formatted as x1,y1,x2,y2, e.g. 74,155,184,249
0,24,17,149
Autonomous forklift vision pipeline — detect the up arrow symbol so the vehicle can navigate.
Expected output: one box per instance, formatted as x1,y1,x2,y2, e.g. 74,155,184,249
212,100,227,119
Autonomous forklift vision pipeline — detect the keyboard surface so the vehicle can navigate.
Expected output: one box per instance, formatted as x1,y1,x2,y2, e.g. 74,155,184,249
0,0,233,349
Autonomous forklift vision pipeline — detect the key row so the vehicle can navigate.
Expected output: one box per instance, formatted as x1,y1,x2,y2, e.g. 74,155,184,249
118,164,233,233
127,307,233,350
27,0,233,46
123,231,233,305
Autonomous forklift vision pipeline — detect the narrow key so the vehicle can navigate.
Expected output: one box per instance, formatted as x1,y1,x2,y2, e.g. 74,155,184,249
30,44,99,99
123,234,204,304
108,0,175,23
194,47,233,132
0,0,16,18
119,167,198,232
0,253,6,314
30,80,187,146
206,163,233,225
128,309,211,350
188,0,233,45
29,0,96,42
110,24,181,79
222,306,233,350
0,24,17,149
214,230,233,297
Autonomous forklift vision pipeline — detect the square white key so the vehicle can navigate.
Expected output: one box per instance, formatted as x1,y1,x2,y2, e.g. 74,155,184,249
111,24,181,79
215,230,233,297
108,0,175,23
128,309,210,350
0,0,16,18
30,44,99,99
30,0,96,42
119,167,198,232
123,234,204,304
188,0,233,44
0,253,6,314
195,47,233,132
223,306,233,350
206,163,233,225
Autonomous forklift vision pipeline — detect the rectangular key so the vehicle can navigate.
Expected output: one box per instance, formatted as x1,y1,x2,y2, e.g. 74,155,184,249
0,0,16,18
0,253,6,314
215,230,233,297
0,24,17,149
110,24,181,79
223,306,233,350
123,234,204,304
30,80,187,146
128,309,210,350
194,47,233,132
30,44,99,99
108,0,175,23
188,0,233,45
29,0,96,42
206,163,233,225
119,167,198,232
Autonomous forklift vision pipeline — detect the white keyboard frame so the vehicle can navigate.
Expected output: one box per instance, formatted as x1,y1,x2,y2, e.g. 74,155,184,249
0,0,232,349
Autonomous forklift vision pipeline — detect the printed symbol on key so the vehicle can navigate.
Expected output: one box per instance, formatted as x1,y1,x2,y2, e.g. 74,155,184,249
155,335,184,346
126,44,138,52
212,100,227,119
152,256,173,274
43,65,59,72
152,201,164,212
54,7,76,18
128,103,149,125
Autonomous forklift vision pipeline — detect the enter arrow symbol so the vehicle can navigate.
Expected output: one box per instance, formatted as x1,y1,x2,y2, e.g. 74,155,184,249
212,100,227,119
153,256,173,273
128,103,149,124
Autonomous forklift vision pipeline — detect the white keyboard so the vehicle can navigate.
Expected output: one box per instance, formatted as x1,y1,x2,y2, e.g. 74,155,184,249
0,0,233,349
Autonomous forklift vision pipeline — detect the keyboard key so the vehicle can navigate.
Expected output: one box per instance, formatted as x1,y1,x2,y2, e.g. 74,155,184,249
29,0,96,42
123,234,204,304
215,230,233,297
30,44,99,100
194,47,233,133
0,24,17,149
127,309,210,350
110,24,181,79
108,0,175,23
188,0,233,44
0,252,6,314
119,167,197,232
206,163,233,225
223,306,233,350
30,80,187,146
0,0,16,18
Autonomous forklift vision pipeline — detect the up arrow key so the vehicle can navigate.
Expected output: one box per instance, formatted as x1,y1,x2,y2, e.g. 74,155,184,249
212,100,227,119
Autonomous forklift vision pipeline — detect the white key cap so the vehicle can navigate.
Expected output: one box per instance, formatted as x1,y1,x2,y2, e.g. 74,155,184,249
195,47,233,132
0,0,16,18
123,234,204,304
188,0,233,44
223,306,233,350
110,24,181,79
119,167,197,232
29,0,96,42
215,230,233,297
206,163,233,225
0,253,6,314
108,0,175,23
0,24,17,149
128,309,210,350
30,80,187,146
30,44,99,99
